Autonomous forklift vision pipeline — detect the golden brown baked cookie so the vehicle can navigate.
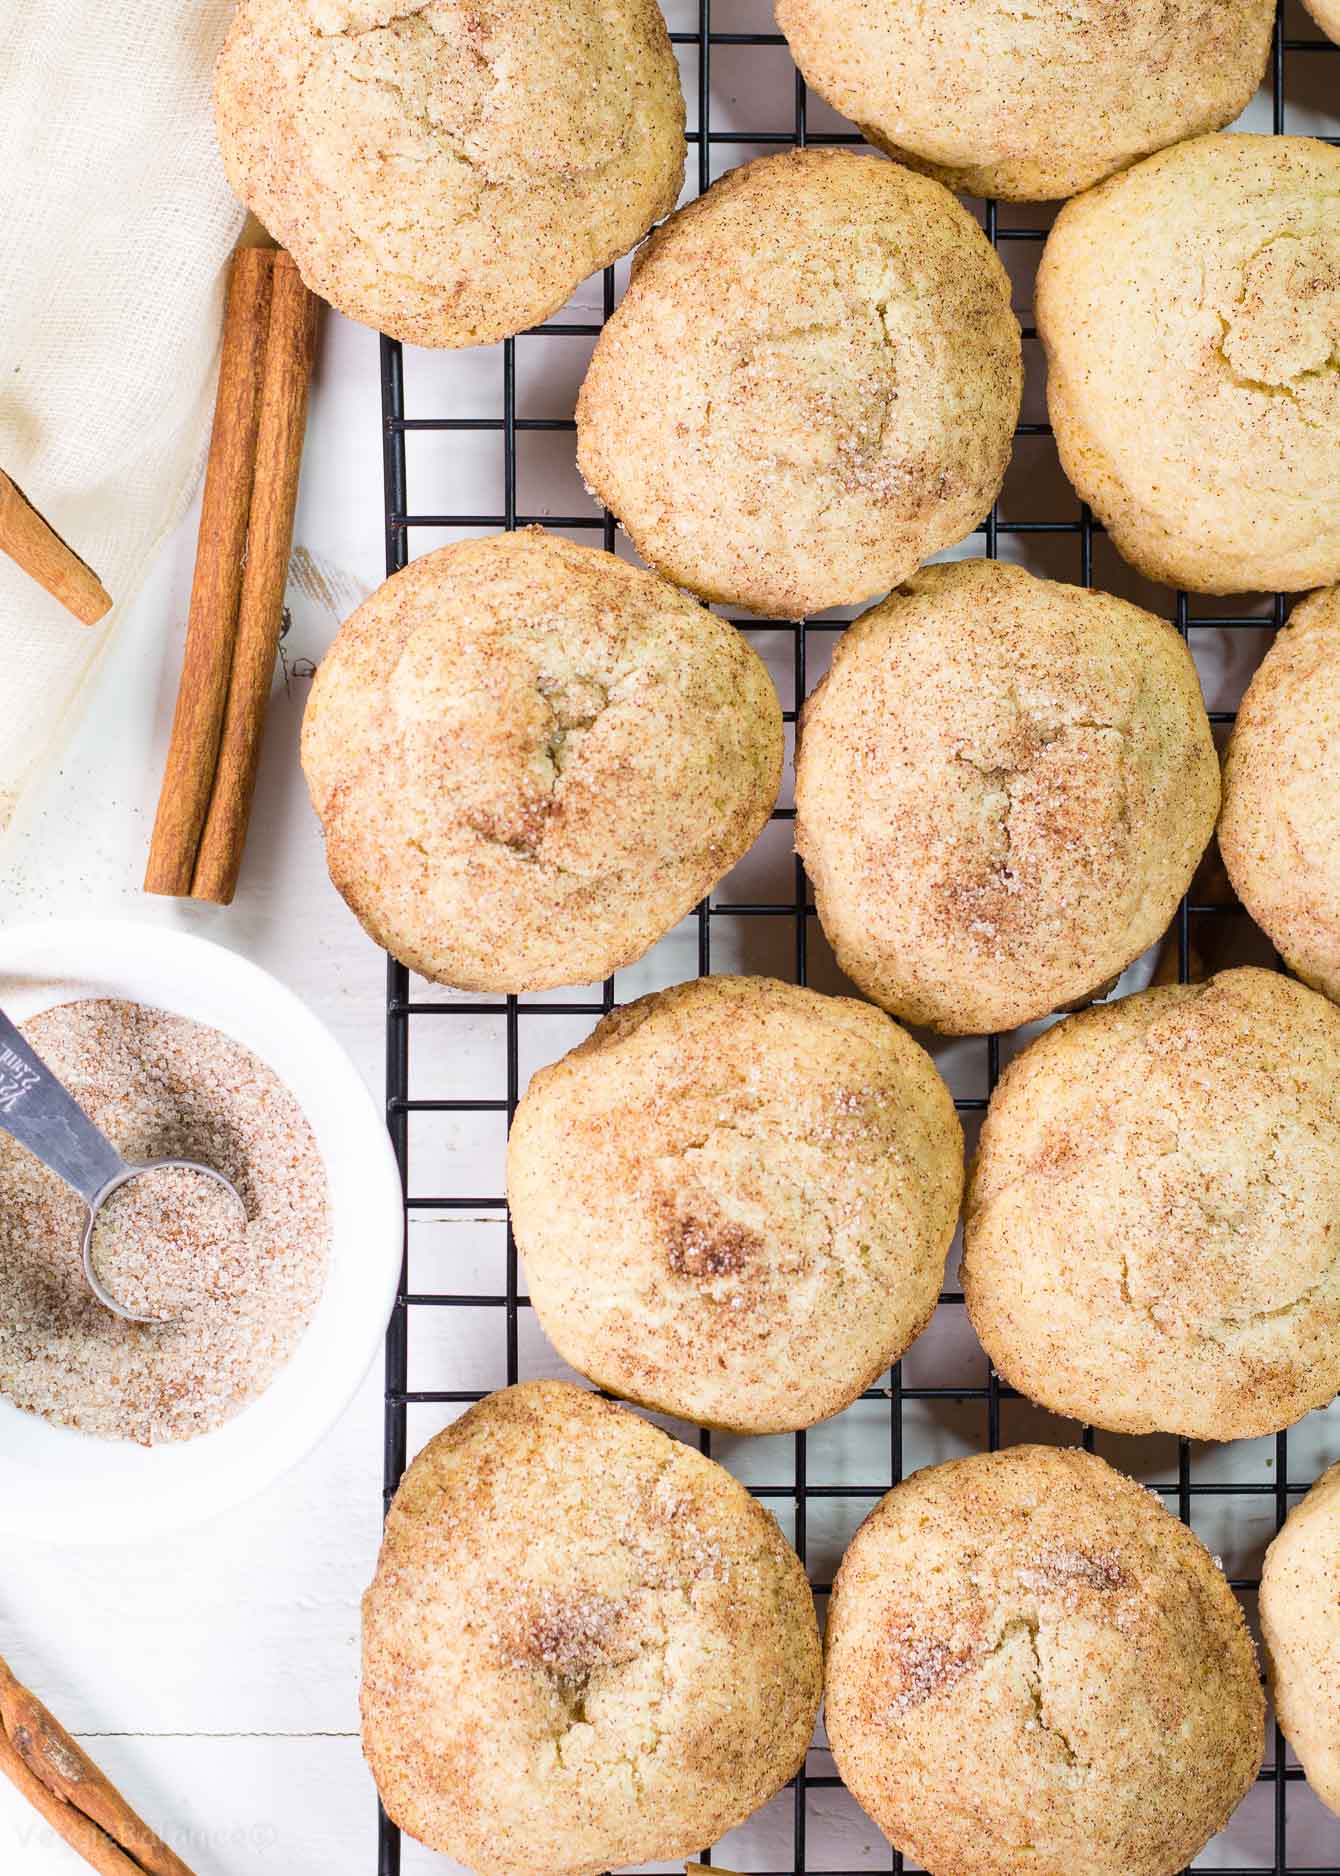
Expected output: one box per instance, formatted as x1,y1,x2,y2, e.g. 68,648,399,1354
776,0,1273,202
824,1445,1264,1876
361,1381,821,1876
1304,0,1340,43
1261,1462,1340,1817
963,969,1340,1440
214,0,684,347
576,149,1021,619
794,560,1219,1035
1220,586,1340,1005
300,530,782,992
508,976,962,1434
1037,134,1340,595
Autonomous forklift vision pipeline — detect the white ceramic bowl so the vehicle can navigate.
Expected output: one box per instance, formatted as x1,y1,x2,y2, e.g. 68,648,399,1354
0,919,402,1544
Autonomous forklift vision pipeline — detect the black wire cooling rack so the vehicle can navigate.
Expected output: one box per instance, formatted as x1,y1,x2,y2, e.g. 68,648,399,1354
376,8,1340,1872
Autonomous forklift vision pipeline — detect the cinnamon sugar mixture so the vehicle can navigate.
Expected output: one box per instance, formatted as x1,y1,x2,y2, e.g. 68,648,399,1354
0,999,330,1446
89,1166,248,1323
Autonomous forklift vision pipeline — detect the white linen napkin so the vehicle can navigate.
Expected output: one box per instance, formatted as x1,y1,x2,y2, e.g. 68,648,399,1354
0,0,244,834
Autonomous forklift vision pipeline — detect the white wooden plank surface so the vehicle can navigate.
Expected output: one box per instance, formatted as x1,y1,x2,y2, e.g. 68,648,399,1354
0,1738,374,1876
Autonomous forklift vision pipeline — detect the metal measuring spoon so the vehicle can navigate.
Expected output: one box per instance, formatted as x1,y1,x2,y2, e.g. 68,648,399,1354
0,1006,245,1324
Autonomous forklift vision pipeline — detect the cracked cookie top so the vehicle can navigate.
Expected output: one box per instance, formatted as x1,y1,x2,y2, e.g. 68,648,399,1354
1220,584,1340,1007
575,148,1022,619
794,559,1219,1034
776,0,1273,203
963,969,1340,1440
1037,133,1340,595
300,529,782,991
824,1444,1264,1876
213,0,685,346
361,1380,821,1876
507,975,962,1433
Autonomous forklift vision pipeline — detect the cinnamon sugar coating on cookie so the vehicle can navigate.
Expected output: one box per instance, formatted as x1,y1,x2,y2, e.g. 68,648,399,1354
361,1382,821,1876
576,149,1021,619
1037,134,1340,594
825,1445,1263,1876
776,0,1273,202
300,530,782,992
1219,585,1340,1006
1261,1461,1340,1818
795,560,1219,1035
214,0,685,346
508,976,962,1433
964,969,1340,1440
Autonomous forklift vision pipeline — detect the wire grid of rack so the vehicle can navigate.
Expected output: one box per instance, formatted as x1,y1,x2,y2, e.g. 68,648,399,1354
376,7,1340,1872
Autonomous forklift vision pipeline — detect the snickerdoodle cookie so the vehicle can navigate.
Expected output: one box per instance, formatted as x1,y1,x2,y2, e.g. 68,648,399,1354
794,560,1219,1035
214,0,684,347
1037,134,1340,594
362,1381,821,1876
1220,586,1340,1005
825,1445,1264,1876
576,149,1022,619
1261,1461,1340,1817
775,0,1273,202
964,969,1340,1440
300,530,781,992
508,976,962,1434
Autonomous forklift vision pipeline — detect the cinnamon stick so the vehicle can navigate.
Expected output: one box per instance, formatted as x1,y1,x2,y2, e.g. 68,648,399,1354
143,244,275,897
0,1654,197,1876
0,469,112,626
190,250,318,905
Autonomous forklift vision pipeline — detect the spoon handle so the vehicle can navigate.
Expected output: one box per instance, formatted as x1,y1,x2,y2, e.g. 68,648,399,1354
0,1008,126,1205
